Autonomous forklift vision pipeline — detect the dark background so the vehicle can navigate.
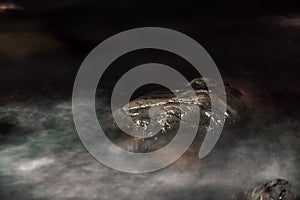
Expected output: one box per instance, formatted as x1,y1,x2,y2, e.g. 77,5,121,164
0,1,299,82
1,0,300,117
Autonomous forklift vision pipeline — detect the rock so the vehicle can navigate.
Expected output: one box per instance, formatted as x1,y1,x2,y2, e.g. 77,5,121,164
104,77,249,153
234,179,296,200
112,77,248,135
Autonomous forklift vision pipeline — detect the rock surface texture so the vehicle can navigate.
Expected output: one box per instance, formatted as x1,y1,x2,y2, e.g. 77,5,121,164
108,78,249,152
112,77,248,136
234,179,296,200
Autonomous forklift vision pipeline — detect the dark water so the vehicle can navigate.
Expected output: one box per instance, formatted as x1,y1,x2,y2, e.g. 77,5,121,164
0,1,300,199
0,86,299,199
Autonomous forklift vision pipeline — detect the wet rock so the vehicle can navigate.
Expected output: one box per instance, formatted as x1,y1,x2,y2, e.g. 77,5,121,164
112,77,248,134
234,179,296,200
104,78,250,152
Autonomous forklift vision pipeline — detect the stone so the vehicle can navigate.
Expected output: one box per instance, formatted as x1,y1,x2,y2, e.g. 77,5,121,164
112,77,248,135
234,179,296,200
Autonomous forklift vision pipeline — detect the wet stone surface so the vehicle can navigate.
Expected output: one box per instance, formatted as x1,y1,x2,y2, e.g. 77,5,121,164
106,78,249,152
234,179,296,200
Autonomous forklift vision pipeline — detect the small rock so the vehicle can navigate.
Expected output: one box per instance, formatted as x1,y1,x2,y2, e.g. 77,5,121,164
234,179,296,200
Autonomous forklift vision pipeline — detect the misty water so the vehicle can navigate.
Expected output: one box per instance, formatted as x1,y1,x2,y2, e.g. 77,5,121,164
1,3,300,199
0,86,299,200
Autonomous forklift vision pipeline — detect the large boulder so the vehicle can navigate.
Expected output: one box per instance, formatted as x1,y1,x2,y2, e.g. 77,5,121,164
106,78,249,152
112,77,248,134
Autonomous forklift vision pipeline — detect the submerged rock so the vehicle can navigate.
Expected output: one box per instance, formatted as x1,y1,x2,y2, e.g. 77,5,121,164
234,179,296,200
